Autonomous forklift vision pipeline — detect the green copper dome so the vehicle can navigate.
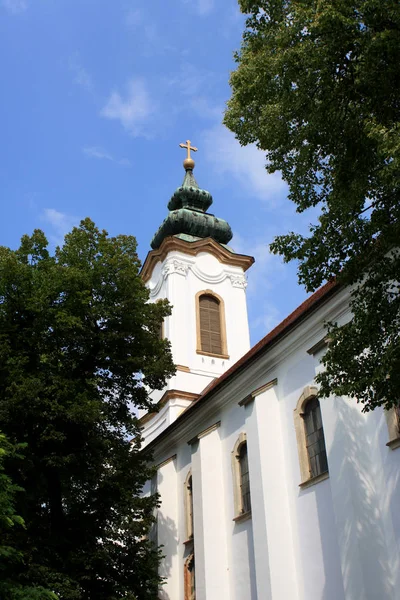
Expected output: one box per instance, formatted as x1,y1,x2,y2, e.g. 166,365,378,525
150,163,233,250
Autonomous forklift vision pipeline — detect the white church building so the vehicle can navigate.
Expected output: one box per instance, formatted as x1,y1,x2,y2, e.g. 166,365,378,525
139,144,400,600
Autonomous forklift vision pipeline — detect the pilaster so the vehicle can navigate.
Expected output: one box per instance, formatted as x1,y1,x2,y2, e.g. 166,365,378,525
190,424,230,600
157,455,180,600
243,383,299,600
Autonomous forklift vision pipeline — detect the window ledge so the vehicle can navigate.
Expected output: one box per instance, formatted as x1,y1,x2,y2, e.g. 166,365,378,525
386,437,400,450
196,349,230,360
299,471,329,489
183,537,194,546
233,510,252,523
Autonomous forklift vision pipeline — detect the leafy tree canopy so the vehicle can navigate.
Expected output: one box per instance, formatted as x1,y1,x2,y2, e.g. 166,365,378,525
225,0,400,411
0,219,175,598
0,431,57,599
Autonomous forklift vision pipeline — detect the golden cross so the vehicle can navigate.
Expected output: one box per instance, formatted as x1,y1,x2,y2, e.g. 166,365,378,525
179,139,198,160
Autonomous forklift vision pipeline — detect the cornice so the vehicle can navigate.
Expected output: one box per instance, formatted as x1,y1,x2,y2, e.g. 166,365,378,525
147,285,350,459
141,236,254,283
146,255,249,298
139,389,200,426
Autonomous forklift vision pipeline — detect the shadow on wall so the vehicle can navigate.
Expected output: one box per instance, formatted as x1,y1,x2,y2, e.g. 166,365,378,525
320,398,398,600
156,468,179,600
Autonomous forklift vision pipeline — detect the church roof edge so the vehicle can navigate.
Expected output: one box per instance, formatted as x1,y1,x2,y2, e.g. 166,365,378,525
141,236,254,283
143,278,341,451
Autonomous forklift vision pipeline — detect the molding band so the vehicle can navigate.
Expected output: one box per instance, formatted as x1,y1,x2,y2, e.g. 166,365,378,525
307,337,329,355
141,236,254,283
239,378,278,407
139,389,199,426
187,421,221,445
156,454,177,470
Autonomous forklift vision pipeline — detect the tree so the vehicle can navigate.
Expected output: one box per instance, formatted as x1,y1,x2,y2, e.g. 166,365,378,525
0,219,175,599
225,0,400,412
0,432,57,599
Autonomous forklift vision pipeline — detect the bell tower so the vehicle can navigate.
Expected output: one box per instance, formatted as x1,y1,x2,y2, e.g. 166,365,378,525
140,141,254,445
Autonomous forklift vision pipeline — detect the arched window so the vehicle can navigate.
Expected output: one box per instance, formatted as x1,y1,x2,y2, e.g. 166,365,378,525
196,290,228,357
294,386,329,486
231,433,251,519
184,553,195,600
303,397,328,478
239,442,251,514
184,470,194,540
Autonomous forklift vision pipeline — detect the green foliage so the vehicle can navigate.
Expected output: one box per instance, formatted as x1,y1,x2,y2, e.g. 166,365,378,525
0,432,57,599
0,219,175,598
225,0,400,411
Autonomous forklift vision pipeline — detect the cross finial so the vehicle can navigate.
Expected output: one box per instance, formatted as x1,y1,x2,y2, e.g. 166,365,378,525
179,139,198,171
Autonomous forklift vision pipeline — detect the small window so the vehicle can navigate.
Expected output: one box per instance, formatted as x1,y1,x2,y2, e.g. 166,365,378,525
196,291,228,358
184,554,196,600
385,401,400,450
395,404,400,433
303,398,328,478
239,443,251,514
184,471,194,540
199,294,222,355
231,433,251,519
294,386,329,487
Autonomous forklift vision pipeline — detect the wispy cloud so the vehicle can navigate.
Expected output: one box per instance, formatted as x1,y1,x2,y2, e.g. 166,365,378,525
197,0,214,16
233,232,294,340
2,0,27,14
125,7,142,28
202,124,287,205
100,79,153,137
181,0,213,16
42,209,78,246
69,54,93,92
190,97,223,121
82,146,131,167
165,62,215,97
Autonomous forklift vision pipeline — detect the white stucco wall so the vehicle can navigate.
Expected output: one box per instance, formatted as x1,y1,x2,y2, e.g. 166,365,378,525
140,245,251,443
148,284,400,600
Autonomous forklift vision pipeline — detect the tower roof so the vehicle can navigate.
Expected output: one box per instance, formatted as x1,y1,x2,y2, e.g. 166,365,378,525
150,140,233,250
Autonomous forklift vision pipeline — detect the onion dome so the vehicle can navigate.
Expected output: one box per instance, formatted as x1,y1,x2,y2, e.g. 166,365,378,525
150,140,233,250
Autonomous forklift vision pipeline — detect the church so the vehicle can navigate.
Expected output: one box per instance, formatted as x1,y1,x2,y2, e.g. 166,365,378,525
139,142,400,600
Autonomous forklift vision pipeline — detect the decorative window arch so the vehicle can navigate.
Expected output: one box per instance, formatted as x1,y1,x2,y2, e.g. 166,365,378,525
294,386,329,487
184,553,196,600
184,469,194,540
385,402,400,449
195,290,228,358
231,433,251,519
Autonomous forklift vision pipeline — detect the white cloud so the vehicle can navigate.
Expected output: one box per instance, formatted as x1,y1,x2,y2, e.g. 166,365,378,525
165,63,215,97
100,79,153,137
69,55,93,92
197,0,214,16
201,124,287,205
191,97,223,121
2,0,27,13
42,209,78,246
82,146,131,167
233,232,290,339
125,7,142,28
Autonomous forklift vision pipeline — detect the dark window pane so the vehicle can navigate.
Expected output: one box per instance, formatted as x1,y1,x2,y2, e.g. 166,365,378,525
304,398,328,478
395,402,400,434
187,476,194,538
239,443,251,513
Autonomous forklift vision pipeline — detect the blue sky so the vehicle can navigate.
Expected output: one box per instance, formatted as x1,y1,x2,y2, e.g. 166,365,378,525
0,0,316,345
